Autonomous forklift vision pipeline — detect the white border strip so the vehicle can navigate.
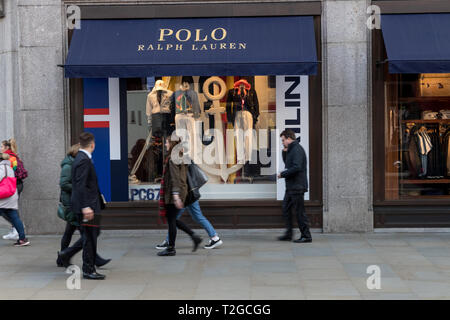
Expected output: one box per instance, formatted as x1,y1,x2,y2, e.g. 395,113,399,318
109,78,121,160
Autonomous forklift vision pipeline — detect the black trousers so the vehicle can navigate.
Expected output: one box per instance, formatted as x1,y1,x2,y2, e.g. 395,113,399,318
166,204,194,247
79,225,100,274
282,192,311,239
61,222,77,251
60,222,103,265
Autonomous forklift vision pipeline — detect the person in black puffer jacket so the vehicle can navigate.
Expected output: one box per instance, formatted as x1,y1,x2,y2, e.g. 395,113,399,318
277,129,312,243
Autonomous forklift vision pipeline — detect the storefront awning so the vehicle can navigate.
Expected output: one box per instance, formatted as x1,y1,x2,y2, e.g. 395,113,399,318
64,16,318,78
381,14,450,73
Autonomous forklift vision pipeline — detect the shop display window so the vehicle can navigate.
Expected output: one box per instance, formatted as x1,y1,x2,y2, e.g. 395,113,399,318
126,76,279,200
384,73,450,199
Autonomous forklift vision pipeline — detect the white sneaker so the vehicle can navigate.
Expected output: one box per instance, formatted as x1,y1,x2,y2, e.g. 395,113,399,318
204,238,223,249
3,227,19,240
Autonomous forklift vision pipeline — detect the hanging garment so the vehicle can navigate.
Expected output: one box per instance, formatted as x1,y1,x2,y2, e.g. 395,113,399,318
415,129,432,177
427,131,444,178
416,130,432,155
445,131,450,176
234,110,254,164
407,127,421,178
172,89,201,118
226,82,259,125
146,89,173,119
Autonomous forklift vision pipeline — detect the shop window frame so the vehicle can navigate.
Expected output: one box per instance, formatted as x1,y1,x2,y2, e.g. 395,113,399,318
66,1,323,229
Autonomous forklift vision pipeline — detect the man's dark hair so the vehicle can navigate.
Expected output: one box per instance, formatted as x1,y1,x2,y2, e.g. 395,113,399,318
79,132,95,149
280,129,296,140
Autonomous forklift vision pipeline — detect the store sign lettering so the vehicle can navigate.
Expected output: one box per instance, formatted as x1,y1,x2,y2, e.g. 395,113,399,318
284,76,302,134
137,27,247,52
129,188,160,201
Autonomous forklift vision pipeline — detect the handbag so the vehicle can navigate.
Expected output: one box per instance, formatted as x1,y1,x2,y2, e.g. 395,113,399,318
57,202,67,221
185,162,207,207
0,165,17,199
57,201,77,224
187,162,208,191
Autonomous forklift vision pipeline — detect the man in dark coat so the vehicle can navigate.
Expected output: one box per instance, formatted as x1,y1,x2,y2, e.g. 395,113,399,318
70,132,106,280
277,129,312,243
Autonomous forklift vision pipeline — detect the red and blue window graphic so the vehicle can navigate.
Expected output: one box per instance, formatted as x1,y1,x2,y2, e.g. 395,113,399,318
83,78,128,202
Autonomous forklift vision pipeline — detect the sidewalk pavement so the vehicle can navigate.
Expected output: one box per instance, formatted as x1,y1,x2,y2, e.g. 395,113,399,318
1,226,450,300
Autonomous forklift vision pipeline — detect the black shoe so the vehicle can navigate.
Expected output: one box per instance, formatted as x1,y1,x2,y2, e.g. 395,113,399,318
278,235,292,241
157,247,176,256
57,251,71,268
293,237,312,243
56,252,64,267
83,272,106,280
95,256,111,268
192,235,202,252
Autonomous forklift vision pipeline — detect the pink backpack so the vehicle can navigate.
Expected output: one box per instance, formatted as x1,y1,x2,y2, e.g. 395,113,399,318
0,165,17,199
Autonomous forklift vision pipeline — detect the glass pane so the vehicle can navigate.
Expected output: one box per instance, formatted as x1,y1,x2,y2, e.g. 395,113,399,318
385,73,450,200
127,76,279,201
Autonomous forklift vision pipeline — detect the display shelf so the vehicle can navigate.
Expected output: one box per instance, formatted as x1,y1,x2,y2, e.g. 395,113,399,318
400,179,450,184
397,96,450,103
400,195,450,199
401,119,450,124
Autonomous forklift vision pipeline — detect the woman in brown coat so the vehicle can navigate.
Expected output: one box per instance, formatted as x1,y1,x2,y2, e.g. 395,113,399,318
158,136,202,256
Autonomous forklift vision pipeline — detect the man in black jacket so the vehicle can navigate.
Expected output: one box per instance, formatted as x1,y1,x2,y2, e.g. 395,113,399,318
277,129,312,243
70,132,106,280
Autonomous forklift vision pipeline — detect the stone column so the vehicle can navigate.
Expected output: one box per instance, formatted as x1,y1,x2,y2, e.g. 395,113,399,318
0,0,19,142
14,0,66,234
322,0,373,232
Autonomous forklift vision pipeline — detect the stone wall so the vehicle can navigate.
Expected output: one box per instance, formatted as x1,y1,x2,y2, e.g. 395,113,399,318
0,0,374,233
7,0,66,234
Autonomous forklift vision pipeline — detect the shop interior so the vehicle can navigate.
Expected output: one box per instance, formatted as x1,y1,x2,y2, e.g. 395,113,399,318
385,73,450,199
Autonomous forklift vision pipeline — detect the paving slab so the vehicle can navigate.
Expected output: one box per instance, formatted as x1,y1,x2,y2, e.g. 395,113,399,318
0,230,449,299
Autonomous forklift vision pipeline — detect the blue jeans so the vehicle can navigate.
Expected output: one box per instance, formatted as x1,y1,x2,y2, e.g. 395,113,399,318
166,200,217,241
0,209,26,240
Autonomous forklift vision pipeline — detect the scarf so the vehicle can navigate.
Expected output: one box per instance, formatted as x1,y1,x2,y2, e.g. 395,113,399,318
158,157,169,224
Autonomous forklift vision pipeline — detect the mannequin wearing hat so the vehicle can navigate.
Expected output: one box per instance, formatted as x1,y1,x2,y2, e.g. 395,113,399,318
146,79,174,137
171,76,202,162
226,79,260,163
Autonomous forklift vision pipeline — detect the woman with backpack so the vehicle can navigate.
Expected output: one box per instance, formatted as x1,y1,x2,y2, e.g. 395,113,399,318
56,144,110,268
157,136,202,256
1,139,28,241
0,152,29,246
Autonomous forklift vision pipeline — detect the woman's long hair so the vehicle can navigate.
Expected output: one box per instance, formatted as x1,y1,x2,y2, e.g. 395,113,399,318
2,138,17,154
67,143,80,157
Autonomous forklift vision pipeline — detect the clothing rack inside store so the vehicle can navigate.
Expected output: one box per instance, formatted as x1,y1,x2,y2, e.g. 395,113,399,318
400,119,450,187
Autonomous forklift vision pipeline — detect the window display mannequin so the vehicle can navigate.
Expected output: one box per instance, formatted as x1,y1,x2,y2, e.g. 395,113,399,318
172,76,201,161
226,79,260,163
129,80,172,184
146,80,173,137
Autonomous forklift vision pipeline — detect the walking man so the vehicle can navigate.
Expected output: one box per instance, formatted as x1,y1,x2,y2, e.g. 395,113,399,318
71,132,106,280
277,129,312,243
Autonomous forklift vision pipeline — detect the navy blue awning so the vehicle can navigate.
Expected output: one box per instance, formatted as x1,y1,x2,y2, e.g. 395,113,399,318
381,14,450,73
64,16,318,78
